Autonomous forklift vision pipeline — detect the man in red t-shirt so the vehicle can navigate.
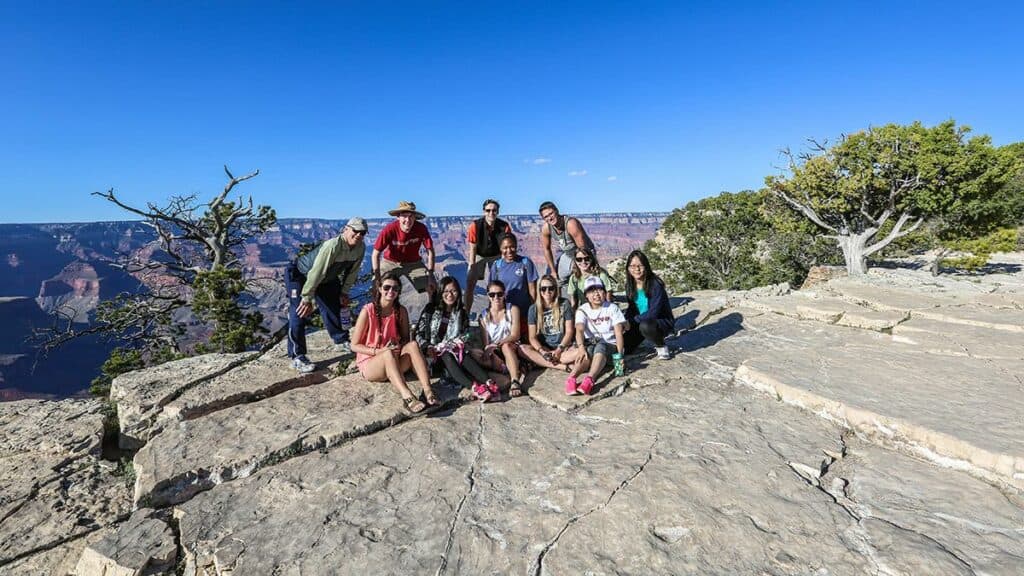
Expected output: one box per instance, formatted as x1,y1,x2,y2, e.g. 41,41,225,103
371,200,437,296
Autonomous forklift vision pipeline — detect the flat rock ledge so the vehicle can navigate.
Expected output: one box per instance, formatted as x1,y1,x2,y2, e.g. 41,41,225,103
4,264,1024,574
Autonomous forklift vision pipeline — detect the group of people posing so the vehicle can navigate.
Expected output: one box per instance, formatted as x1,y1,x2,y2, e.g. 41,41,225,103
285,199,675,414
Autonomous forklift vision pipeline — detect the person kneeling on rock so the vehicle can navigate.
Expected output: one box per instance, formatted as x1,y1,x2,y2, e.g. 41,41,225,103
568,276,627,396
350,272,439,415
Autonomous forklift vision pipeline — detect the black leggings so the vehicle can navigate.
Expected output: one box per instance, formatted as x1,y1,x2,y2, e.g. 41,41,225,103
440,352,491,388
625,319,669,353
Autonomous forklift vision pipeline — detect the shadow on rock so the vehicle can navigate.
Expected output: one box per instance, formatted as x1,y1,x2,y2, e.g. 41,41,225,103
674,312,744,353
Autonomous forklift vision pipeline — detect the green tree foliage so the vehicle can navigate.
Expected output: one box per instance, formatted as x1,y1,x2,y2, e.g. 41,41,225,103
645,190,838,292
191,267,267,353
767,121,1020,275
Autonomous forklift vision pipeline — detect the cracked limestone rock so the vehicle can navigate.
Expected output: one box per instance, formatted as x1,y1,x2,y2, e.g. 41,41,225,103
74,510,176,576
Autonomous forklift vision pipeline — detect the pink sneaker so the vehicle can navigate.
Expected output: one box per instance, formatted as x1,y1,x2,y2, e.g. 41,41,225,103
471,382,492,403
486,379,501,401
578,375,595,395
565,375,579,396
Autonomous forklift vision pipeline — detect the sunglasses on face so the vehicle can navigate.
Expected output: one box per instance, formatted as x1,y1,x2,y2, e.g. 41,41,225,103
442,289,459,296
575,257,591,263
484,208,498,213
539,285,556,292
488,291,505,298
381,284,401,294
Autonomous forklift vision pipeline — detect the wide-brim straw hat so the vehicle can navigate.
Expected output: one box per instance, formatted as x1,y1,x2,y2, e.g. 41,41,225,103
387,200,426,219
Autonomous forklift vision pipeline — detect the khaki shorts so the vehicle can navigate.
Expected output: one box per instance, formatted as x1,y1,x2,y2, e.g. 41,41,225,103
380,258,434,294
468,254,500,282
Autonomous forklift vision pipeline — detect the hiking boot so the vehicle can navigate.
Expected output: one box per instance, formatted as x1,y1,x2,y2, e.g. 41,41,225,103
292,356,316,374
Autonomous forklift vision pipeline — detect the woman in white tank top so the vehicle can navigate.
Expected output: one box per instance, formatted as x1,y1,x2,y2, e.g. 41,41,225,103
470,280,526,397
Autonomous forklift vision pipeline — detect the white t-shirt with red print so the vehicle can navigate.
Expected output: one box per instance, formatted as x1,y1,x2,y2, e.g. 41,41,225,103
575,302,626,344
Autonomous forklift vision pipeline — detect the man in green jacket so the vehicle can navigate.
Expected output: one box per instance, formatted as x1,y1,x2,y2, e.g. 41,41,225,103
287,217,368,373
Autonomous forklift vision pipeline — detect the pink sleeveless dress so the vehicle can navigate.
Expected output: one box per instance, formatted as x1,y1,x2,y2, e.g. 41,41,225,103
356,303,404,374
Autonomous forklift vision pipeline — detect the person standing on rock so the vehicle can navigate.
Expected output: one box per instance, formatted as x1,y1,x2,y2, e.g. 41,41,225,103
568,276,627,396
371,201,437,298
539,201,596,289
351,271,439,414
623,249,675,360
287,217,368,374
464,198,512,310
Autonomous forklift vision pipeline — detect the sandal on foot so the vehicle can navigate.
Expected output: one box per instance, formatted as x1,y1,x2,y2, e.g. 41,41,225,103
402,395,427,414
578,375,595,396
471,382,493,403
565,375,579,396
423,390,440,406
510,379,523,398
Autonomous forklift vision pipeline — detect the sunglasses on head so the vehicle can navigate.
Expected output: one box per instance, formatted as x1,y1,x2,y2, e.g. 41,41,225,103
381,284,401,293
488,291,505,298
539,285,556,292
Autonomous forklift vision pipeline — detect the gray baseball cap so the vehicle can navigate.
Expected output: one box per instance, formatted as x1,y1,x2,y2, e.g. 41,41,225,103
346,216,368,232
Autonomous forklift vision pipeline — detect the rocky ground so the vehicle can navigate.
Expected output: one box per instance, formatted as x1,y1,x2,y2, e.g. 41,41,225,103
2,261,1023,575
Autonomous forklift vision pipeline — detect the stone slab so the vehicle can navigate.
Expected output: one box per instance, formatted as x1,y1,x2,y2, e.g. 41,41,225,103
74,510,176,576
913,304,1024,333
822,442,1024,576
134,374,469,507
741,293,908,331
892,317,1024,360
736,337,1024,488
167,350,1015,575
0,460,131,568
0,399,105,522
157,330,351,426
111,352,255,450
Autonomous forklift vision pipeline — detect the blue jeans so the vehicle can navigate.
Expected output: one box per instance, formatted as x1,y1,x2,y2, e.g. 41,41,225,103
285,264,349,358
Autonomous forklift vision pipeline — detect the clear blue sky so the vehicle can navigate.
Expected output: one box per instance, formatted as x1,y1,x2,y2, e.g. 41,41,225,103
2,1,1022,223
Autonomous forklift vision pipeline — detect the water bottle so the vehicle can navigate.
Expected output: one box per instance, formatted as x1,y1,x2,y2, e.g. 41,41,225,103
339,305,352,330
612,352,625,376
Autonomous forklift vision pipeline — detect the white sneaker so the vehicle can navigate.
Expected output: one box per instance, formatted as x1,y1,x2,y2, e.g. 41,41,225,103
655,347,672,360
333,341,352,354
292,356,316,373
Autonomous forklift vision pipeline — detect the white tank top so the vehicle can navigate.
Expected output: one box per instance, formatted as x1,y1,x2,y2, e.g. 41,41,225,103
484,304,513,343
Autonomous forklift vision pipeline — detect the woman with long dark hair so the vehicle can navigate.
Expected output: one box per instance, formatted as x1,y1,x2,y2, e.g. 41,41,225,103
351,271,438,414
623,249,675,359
566,246,613,308
415,277,498,401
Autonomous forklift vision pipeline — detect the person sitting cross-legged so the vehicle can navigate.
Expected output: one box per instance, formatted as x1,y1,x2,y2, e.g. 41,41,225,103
568,276,627,396
351,272,439,415
519,274,584,373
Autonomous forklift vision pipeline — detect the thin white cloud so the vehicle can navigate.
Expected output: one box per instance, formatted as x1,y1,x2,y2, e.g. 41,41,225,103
606,176,617,182
525,157,552,165
568,169,588,177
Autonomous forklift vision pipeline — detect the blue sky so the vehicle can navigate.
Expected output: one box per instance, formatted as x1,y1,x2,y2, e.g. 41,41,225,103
2,1,1022,223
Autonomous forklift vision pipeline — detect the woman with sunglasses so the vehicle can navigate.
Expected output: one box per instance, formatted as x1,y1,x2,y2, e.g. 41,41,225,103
351,271,438,414
520,274,582,372
623,249,675,360
566,247,613,309
414,277,498,401
470,280,525,398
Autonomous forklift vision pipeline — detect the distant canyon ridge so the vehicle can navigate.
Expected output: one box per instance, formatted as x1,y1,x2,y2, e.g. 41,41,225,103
0,212,667,400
